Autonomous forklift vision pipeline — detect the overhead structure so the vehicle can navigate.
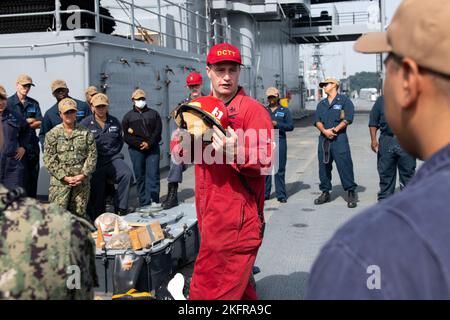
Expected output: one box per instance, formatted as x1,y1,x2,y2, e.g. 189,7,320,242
212,0,382,44
210,0,309,118
289,0,381,43
210,0,310,20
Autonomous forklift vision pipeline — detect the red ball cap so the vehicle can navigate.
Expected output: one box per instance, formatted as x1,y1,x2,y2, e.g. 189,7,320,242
186,72,203,86
207,43,242,65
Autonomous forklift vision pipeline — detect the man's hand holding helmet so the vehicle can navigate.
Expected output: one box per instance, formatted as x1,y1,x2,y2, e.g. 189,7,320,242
174,96,229,140
211,125,238,157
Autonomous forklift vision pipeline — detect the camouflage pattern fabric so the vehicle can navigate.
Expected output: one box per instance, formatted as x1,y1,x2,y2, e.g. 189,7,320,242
44,124,97,217
0,184,98,299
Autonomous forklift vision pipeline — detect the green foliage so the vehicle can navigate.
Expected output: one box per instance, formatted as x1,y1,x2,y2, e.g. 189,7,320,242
348,72,381,93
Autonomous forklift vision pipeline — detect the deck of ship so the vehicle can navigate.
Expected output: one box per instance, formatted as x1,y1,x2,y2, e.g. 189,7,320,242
129,99,418,300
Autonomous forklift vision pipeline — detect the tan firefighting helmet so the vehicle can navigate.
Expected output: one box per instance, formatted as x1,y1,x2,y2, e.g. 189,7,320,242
174,96,229,138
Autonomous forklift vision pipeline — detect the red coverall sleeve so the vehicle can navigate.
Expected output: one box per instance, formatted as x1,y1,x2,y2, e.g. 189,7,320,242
231,102,274,177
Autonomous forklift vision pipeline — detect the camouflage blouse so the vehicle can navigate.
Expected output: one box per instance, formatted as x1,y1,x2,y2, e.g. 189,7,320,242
0,184,97,299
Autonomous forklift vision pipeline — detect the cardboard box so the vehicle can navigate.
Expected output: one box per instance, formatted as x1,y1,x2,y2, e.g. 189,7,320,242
128,221,165,249
128,229,143,251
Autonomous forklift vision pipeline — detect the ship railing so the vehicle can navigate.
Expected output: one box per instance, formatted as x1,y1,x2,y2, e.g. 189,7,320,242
210,19,255,67
292,11,370,28
335,12,370,25
0,0,257,64
0,0,211,54
104,0,210,53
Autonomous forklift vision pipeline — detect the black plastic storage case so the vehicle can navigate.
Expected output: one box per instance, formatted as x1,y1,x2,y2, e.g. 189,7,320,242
95,203,200,294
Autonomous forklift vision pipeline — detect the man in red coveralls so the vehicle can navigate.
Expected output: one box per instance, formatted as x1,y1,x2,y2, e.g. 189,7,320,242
188,43,273,300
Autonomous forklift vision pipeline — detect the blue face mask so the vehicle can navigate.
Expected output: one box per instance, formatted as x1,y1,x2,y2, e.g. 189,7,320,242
135,100,146,109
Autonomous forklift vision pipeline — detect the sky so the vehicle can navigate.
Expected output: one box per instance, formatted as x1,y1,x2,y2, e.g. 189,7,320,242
301,0,402,79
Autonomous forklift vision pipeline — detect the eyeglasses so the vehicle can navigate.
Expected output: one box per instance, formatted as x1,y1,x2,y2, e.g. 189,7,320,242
22,84,32,89
63,110,77,115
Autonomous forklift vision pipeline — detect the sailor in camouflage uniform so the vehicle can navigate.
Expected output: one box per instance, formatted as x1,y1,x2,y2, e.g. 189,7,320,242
0,113,97,300
44,98,97,217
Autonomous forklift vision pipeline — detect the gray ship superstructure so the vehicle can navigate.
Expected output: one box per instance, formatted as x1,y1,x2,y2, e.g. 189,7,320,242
0,0,379,198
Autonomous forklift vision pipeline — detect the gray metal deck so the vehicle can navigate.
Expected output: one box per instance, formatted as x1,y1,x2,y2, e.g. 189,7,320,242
95,100,419,300
253,109,377,300
153,100,411,300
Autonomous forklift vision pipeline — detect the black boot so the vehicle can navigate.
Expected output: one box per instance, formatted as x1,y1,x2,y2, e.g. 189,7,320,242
161,184,170,207
163,182,179,210
347,190,357,208
314,192,330,205
162,182,177,207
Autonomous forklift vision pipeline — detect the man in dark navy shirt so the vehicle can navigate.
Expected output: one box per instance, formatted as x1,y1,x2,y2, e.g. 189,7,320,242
369,95,416,200
307,0,450,299
7,74,42,198
81,93,133,219
264,87,294,203
39,80,91,148
313,77,358,208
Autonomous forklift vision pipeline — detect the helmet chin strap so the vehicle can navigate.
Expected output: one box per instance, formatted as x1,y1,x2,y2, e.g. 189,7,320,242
178,110,187,130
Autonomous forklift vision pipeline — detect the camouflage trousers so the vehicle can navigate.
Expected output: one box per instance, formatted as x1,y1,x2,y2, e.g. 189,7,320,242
49,182,90,217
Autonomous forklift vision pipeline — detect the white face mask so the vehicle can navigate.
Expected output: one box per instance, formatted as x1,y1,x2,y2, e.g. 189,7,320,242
135,100,146,109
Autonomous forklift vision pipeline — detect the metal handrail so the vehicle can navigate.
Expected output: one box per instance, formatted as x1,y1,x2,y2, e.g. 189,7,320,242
59,7,208,36
106,0,210,51
210,19,255,63
108,0,209,20
0,0,256,60
0,11,55,19
71,9,208,49
118,0,208,34
211,20,255,47
291,11,370,28
159,0,208,19
337,12,369,25
54,6,209,50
